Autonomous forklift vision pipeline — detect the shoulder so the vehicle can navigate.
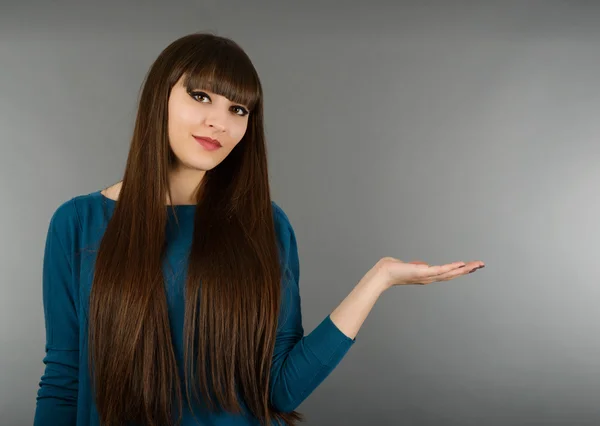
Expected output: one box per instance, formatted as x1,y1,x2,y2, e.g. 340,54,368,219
271,200,296,241
48,196,81,234
46,189,111,244
50,190,106,222
271,201,299,266
44,196,82,262
271,200,291,226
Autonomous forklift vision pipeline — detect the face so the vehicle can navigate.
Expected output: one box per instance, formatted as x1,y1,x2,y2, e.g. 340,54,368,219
167,75,250,173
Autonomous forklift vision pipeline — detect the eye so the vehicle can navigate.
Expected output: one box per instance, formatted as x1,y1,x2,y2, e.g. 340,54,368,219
189,90,249,117
189,91,210,103
232,106,249,117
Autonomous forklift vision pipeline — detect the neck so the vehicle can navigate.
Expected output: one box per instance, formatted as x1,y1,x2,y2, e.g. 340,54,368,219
167,166,206,205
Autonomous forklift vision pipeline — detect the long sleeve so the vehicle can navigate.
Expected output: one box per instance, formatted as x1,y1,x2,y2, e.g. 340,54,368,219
269,205,355,413
34,200,80,426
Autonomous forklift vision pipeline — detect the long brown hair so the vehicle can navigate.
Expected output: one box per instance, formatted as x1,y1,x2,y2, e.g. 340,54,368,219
88,33,304,426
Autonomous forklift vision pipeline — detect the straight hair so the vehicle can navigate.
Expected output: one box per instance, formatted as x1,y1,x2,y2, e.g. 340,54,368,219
88,33,303,426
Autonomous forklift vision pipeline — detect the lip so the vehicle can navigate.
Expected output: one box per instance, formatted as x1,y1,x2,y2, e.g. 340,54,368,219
193,135,222,150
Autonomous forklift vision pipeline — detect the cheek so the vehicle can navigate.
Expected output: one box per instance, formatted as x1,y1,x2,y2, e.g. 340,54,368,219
228,119,249,144
169,103,200,136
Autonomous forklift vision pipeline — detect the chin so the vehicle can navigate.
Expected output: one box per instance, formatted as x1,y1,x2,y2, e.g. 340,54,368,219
183,157,221,172
171,146,225,171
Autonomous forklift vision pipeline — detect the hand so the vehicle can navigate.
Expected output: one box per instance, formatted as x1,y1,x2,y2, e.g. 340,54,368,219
375,257,485,290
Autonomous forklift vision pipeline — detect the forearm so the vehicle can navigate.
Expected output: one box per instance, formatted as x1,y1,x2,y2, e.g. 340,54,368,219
269,265,388,411
329,264,388,340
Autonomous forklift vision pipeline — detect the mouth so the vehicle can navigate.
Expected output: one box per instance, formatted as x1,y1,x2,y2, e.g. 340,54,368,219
193,135,222,150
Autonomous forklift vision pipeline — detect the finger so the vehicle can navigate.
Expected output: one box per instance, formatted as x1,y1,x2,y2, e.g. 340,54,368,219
432,262,485,282
465,261,485,272
435,268,472,281
425,262,466,276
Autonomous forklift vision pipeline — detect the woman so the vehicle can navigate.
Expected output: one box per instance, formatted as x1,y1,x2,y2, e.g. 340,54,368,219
34,33,484,426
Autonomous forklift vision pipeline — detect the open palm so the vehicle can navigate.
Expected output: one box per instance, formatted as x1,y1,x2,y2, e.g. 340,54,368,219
378,257,485,288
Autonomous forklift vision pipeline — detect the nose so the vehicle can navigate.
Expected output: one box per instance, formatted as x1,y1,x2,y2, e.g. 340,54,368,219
205,110,226,132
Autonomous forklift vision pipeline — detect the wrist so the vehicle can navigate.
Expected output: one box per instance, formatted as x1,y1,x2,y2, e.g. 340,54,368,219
360,263,391,295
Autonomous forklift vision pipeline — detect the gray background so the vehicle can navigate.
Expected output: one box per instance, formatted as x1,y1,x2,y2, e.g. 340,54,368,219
2,1,599,425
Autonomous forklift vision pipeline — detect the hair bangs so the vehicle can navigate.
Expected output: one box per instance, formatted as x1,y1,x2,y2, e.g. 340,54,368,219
182,46,261,111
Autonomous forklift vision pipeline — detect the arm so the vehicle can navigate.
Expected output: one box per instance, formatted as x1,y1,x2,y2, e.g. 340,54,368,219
268,205,483,413
268,206,365,413
34,200,80,426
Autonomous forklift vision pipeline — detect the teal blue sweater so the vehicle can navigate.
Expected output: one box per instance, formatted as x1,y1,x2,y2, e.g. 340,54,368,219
34,190,355,426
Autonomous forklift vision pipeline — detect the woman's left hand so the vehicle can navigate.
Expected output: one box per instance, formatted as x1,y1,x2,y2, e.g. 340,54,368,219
374,257,485,291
